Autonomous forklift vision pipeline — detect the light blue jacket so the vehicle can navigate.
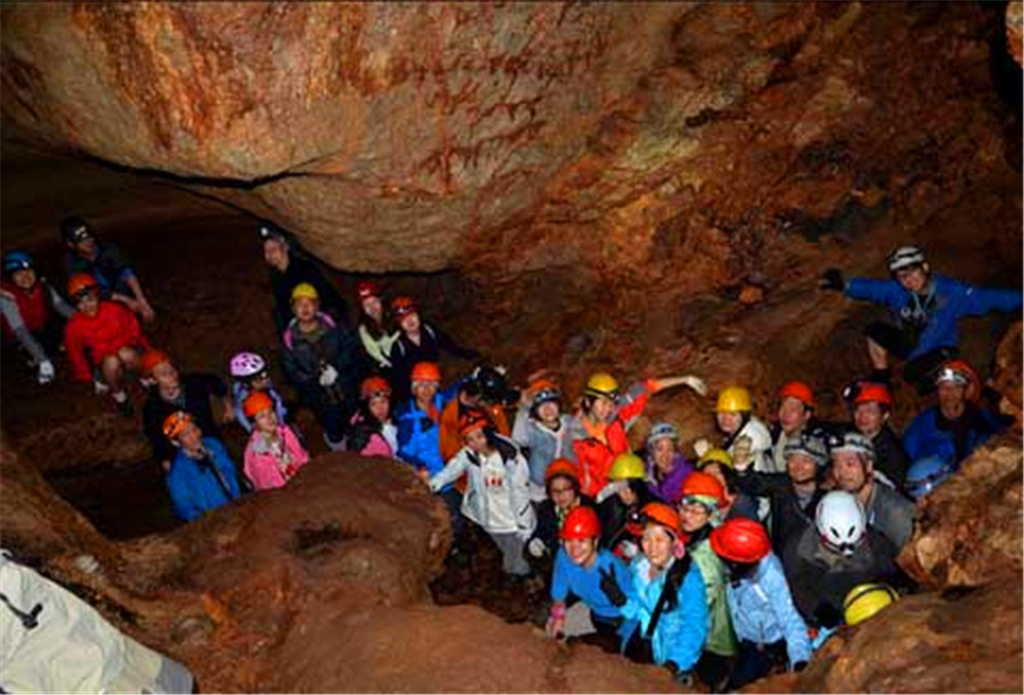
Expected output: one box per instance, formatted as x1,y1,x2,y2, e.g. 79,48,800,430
845,275,1021,359
620,555,708,671
725,553,811,666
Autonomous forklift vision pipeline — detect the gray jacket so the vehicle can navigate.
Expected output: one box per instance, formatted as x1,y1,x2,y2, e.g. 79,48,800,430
864,481,915,549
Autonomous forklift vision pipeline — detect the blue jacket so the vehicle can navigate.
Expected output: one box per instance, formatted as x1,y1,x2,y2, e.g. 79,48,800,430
725,553,811,666
620,556,708,671
167,438,242,522
551,548,632,620
395,384,458,477
902,403,1002,468
845,275,1021,359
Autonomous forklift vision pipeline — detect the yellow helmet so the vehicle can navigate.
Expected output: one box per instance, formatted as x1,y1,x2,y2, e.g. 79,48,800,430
715,386,752,413
607,453,646,481
697,448,734,470
585,372,620,400
843,583,898,626
291,282,319,303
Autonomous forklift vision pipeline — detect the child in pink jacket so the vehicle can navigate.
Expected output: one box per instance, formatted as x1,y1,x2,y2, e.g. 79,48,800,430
242,391,309,490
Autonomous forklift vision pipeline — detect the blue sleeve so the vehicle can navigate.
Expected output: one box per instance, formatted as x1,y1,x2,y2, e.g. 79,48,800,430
168,469,201,522
661,566,708,671
764,559,812,665
396,416,426,469
845,277,905,309
610,554,635,604
902,411,934,463
551,548,571,603
955,282,1022,317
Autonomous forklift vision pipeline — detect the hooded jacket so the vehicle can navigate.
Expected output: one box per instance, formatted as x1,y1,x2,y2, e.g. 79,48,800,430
63,300,149,382
512,406,576,499
428,433,535,537
243,424,309,490
645,452,694,505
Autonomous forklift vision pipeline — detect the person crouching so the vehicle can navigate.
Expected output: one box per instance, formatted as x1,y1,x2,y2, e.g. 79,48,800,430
242,391,309,491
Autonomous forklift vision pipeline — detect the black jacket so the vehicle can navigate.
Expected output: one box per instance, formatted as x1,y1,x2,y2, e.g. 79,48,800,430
781,524,900,629
283,315,367,412
734,470,825,556
143,373,227,465
389,322,479,401
270,254,348,335
597,480,654,550
869,424,910,488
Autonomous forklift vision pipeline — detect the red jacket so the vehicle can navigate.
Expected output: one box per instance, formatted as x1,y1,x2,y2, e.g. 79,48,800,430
64,301,149,382
572,382,653,498
1,280,51,340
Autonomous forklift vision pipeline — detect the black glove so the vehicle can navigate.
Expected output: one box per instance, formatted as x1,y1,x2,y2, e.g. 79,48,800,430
792,661,809,673
819,268,845,292
665,662,693,687
598,566,627,608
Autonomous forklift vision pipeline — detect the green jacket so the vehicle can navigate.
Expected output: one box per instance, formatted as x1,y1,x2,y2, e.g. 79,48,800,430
690,537,738,656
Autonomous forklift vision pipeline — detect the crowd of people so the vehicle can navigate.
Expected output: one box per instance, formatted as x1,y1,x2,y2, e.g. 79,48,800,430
1,216,1020,691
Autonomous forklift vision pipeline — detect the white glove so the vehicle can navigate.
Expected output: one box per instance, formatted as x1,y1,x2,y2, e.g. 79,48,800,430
318,364,339,387
680,374,707,396
693,438,712,458
37,360,55,384
527,537,547,558
93,380,110,395
732,435,753,471
596,480,628,504
619,539,640,560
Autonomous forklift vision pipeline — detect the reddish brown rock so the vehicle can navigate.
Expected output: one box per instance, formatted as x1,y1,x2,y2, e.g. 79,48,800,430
1009,2,1023,67
991,321,1023,433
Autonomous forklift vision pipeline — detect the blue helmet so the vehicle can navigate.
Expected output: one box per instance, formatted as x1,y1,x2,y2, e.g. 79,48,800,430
905,456,954,501
2,250,34,275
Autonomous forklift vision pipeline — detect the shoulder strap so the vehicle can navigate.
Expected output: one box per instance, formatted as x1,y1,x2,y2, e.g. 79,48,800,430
645,555,690,639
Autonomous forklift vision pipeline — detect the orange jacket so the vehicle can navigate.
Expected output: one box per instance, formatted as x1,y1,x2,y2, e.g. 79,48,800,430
439,399,511,462
571,381,653,498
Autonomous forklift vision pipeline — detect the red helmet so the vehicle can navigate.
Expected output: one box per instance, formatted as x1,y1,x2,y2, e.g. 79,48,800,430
853,383,893,407
243,391,274,419
67,273,99,298
360,376,392,400
356,280,379,301
679,471,726,508
139,348,171,376
640,502,683,538
779,381,815,409
560,506,601,540
410,362,441,384
458,409,490,437
544,458,579,484
391,296,418,316
710,518,771,563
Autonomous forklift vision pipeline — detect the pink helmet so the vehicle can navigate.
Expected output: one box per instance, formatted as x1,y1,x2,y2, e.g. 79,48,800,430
229,351,266,379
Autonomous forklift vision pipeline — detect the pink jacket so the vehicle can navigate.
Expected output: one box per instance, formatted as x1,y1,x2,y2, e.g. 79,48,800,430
244,424,309,490
349,411,397,458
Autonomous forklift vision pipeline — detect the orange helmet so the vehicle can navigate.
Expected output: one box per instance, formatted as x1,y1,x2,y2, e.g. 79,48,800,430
67,273,99,298
545,458,579,485
640,502,683,538
458,409,490,437
410,362,441,384
779,381,815,409
679,471,726,509
360,376,392,400
560,506,601,540
853,383,893,407
162,411,194,441
243,391,274,419
391,296,418,317
139,349,171,376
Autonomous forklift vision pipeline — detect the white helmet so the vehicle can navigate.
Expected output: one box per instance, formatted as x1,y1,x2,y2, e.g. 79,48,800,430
230,351,266,379
887,245,926,272
829,431,874,461
647,422,679,448
815,491,866,557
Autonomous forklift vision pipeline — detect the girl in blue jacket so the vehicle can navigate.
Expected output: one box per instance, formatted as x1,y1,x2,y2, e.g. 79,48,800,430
710,518,811,689
609,502,708,686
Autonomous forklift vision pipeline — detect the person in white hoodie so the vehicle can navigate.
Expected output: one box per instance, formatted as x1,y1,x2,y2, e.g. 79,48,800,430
512,377,576,506
696,386,774,474
429,408,536,577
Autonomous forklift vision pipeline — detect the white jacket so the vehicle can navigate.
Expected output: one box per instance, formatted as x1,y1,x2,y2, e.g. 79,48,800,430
429,434,536,537
728,416,776,473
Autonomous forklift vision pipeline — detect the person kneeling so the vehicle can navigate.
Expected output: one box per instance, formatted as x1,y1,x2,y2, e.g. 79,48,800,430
243,391,309,491
613,503,709,687
427,409,535,578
